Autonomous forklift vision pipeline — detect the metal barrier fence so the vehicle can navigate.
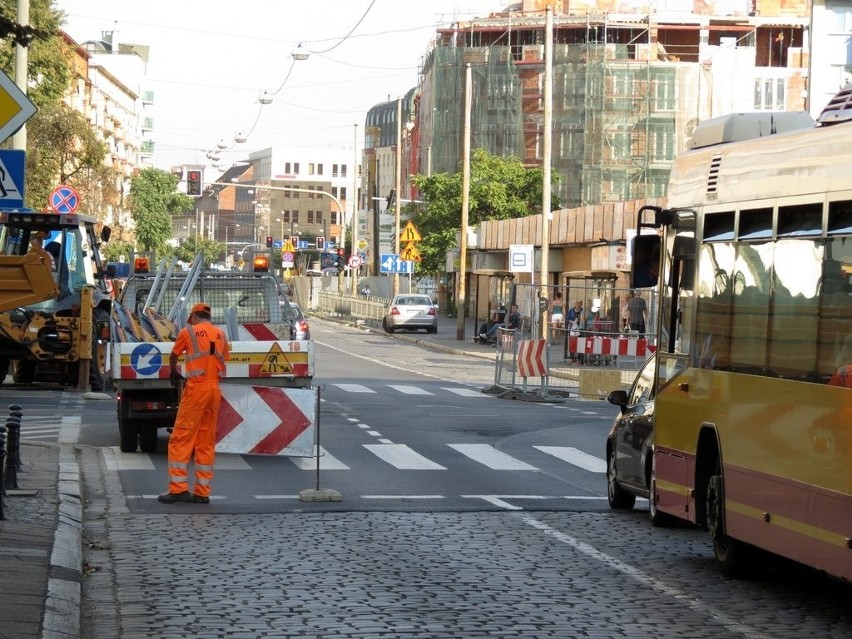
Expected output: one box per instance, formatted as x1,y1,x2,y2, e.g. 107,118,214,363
317,291,390,327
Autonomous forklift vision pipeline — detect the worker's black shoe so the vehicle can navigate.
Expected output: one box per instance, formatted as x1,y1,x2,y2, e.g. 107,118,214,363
157,491,190,504
190,494,210,504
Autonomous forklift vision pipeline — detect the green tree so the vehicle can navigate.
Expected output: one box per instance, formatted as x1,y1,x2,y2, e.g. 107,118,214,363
410,148,559,273
164,236,224,266
102,239,136,263
129,168,194,254
24,103,111,210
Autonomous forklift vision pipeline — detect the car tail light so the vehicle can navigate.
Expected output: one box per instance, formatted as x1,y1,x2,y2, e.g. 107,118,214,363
427,307,436,316
391,306,400,316
297,320,309,332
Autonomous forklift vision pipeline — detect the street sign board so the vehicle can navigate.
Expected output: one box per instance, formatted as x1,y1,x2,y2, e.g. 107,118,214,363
0,149,25,208
49,185,80,214
0,71,37,144
348,255,362,268
380,254,414,274
282,251,294,268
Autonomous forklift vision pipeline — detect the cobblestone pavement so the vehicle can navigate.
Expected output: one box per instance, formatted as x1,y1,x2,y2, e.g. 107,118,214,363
80,443,852,639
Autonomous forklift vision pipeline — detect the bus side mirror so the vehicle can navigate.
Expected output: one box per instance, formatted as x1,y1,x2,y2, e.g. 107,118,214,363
631,234,660,289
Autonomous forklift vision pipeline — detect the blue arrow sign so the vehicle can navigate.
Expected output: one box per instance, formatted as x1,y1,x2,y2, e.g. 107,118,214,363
130,343,163,376
380,254,414,274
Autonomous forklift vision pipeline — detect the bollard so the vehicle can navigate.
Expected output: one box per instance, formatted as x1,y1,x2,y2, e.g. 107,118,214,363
0,424,6,519
4,416,19,491
8,406,22,471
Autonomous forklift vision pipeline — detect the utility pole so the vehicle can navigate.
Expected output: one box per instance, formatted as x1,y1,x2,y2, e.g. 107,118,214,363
392,97,402,297
540,7,554,339
456,64,472,341
11,0,29,151
351,123,359,294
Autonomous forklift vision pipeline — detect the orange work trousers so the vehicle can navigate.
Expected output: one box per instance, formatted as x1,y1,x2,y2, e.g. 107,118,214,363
167,379,222,497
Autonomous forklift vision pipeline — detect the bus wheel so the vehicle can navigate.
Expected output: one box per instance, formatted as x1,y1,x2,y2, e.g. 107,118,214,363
706,464,752,577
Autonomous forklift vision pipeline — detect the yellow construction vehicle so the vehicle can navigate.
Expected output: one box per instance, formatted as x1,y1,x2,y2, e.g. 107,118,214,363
0,208,113,391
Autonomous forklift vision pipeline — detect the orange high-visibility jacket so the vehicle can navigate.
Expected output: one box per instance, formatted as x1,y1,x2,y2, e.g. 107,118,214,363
173,321,230,382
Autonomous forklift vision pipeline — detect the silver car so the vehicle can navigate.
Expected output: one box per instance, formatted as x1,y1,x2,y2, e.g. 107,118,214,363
382,294,438,334
286,302,311,340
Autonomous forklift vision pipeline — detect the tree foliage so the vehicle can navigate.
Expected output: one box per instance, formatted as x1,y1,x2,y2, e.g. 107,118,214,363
24,103,111,209
129,168,194,253
409,148,560,273
163,236,224,266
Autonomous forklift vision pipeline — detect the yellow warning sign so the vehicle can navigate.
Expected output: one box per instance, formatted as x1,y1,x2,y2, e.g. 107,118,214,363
399,220,422,243
282,240,295,252
260,342,294,374
400,242,422,262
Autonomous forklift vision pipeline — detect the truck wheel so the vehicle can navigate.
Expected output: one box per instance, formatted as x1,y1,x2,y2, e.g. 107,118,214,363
0,357,10,385
139,425,159,453
119,417,139,453
13,360,35,384
89,308,110,392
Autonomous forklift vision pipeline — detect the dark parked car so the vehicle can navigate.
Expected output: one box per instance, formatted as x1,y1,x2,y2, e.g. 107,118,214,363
605,354,676,526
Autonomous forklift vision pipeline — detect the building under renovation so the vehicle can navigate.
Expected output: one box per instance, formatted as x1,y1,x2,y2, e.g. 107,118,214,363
415,0,812,209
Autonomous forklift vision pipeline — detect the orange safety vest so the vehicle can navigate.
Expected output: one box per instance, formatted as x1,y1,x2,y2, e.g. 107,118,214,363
175,321,228,383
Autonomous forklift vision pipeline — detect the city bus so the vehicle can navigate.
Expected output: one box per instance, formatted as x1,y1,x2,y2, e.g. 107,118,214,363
631,87,852,581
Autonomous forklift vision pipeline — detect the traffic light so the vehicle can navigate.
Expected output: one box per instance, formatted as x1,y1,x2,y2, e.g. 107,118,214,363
386,189,396,209
266,235,273,248
336,248,346,270
186,169,202,196
315,236,325,250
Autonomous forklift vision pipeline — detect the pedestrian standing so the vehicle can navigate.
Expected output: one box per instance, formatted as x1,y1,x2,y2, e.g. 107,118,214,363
627,290,648,336
158,302,231,504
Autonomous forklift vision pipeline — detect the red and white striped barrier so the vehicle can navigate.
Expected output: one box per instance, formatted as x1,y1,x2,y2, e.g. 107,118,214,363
566,335,656,357
216,385,316,456
518,339,548,378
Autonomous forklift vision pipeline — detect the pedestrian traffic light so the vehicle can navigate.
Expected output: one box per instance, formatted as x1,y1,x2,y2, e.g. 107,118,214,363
316,236,325,250
266,235,273,248
186,169,202,196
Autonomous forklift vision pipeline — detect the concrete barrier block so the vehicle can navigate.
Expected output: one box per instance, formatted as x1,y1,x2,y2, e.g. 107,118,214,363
578,369,623,400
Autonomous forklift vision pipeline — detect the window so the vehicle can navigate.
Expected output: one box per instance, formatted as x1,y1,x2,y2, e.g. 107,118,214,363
652,126,674,162
293,163,299,173
316,211,323,223
753,78,785,110
292,212,299,224
340,187,347,201
307,211,314,224
285,162,291,173
737,208,773,240
341,164,347,178
317,163,323,176
612,125,632,159
652,68,676,112
282,211,291,223
332,164,339,177
308,163,315,175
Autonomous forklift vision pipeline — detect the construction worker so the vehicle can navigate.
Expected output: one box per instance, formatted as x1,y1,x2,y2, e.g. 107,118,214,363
158,302,230,504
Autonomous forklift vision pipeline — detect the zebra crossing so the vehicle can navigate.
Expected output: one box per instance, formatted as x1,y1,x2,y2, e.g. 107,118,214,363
105,441,607,475
17,414,82,444
331,383,488,398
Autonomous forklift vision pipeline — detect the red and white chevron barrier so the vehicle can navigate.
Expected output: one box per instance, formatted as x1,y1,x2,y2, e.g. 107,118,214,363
216,385,316,456
567,335,656,357
518,339,548,378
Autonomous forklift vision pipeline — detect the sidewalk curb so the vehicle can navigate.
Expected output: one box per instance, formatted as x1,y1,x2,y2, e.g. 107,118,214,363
42,444,82,639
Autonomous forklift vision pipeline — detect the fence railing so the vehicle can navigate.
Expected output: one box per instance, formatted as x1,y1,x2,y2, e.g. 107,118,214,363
317,291,389,326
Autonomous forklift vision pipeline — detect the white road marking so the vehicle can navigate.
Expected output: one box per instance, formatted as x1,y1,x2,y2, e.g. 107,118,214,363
449,444,538,470
387,385,434,395
443,387,487,397
333,383,375,393
518,513,774,639
363,443,446,470
362,495,445,500
104,447,155,471
288,446,349,470
534,446,606,473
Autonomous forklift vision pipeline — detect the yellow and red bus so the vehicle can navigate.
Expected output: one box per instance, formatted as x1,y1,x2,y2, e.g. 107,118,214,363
632,88,852,581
